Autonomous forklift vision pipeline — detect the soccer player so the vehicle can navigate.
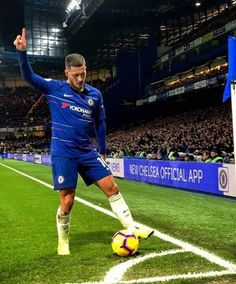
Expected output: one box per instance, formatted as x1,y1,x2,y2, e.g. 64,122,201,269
14,28,153,255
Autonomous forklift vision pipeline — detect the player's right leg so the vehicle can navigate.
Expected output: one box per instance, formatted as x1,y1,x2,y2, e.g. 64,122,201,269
52,156,78,255
56,189,75,255
78,151,153,239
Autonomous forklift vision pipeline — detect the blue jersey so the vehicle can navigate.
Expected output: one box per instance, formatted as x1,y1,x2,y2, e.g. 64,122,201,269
17,51,106,157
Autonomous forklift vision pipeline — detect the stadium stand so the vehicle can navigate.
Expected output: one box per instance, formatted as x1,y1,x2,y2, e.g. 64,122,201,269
145,58,227,98
161,4,236,47
106,102,233,163
0,87,43,127
0,0,234,165
3,100,232,163
0,135,50,154
0,78,111,129
0,97,233,163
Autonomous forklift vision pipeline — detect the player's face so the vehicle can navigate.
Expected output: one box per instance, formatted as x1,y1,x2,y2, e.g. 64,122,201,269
65,65,87,91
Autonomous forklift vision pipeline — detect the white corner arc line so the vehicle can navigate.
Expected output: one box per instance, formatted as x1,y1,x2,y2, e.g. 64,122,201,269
1,162,236,273
103,249,186,284
72,199,236,271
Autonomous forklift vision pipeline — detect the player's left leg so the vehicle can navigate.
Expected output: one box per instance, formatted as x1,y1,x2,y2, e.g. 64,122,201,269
95,175,154,239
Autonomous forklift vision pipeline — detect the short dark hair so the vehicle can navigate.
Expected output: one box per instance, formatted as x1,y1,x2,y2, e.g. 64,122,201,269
211,148,219,154
65,53,86,69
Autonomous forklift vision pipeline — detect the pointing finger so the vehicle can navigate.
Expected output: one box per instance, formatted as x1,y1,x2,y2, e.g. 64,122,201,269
22,28,26,40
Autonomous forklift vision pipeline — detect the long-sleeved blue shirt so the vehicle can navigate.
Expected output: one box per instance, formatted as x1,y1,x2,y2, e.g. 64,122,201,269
17,51,107,157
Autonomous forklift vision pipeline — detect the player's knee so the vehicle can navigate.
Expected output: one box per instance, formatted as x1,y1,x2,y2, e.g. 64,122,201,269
61,191,75,212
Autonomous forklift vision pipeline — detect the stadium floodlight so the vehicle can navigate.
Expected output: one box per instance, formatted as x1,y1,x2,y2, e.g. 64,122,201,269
66,0,82,14
195,1,201,7
51,28,60,33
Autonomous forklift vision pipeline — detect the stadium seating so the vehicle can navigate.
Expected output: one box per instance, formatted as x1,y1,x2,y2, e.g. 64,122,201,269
106,102,233,163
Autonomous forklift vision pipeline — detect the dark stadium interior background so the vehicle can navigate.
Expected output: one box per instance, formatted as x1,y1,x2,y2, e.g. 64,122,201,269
0,0,234,160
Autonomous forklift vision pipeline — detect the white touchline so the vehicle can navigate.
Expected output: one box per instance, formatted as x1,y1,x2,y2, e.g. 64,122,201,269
0,162,54,189
1,162,236,281
73,269,236,284
119,270,236,284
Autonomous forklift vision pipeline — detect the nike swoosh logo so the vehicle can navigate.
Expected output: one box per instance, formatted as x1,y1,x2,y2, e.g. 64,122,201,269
64,94,73,97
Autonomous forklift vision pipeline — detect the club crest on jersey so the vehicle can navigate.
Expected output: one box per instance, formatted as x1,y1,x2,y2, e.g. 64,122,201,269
87,99,94,106
58,176,65,184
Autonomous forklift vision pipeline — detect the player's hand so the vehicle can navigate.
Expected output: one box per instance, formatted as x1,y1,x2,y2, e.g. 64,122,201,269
100,154,107,161
14,28,27,51
100,154,110,165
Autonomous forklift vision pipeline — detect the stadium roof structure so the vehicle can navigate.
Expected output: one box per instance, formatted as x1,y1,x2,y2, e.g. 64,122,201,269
0,0,232,77
62,0,231,67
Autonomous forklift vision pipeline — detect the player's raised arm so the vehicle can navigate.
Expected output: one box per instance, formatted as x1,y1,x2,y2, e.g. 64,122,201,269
14,28,27,51
14,28,52,92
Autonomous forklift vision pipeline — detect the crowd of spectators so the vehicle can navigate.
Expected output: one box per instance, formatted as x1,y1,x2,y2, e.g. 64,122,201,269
0,78,115,128
0,101,234,163
0,135,50,155
106,102,234,163
0,86,50,128
0,81,234,164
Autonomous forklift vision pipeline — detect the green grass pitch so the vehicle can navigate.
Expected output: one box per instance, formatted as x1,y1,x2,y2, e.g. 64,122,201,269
0,159,236,284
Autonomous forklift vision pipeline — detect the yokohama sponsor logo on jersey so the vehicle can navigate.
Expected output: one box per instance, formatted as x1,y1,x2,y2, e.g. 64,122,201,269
70,105,91,114
61,102,92,115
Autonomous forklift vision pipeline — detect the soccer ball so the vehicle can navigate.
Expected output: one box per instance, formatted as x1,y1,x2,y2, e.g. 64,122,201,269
111,230,139,256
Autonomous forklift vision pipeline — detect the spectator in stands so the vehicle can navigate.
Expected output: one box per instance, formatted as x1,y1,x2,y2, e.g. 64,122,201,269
168,150,181,161
202,150,212,163
229,153,235,164
0,147,4,161
184,153,195,162
210,148,223,163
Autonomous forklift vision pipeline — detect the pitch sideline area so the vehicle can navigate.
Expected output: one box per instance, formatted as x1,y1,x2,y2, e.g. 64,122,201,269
1,161,236,284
